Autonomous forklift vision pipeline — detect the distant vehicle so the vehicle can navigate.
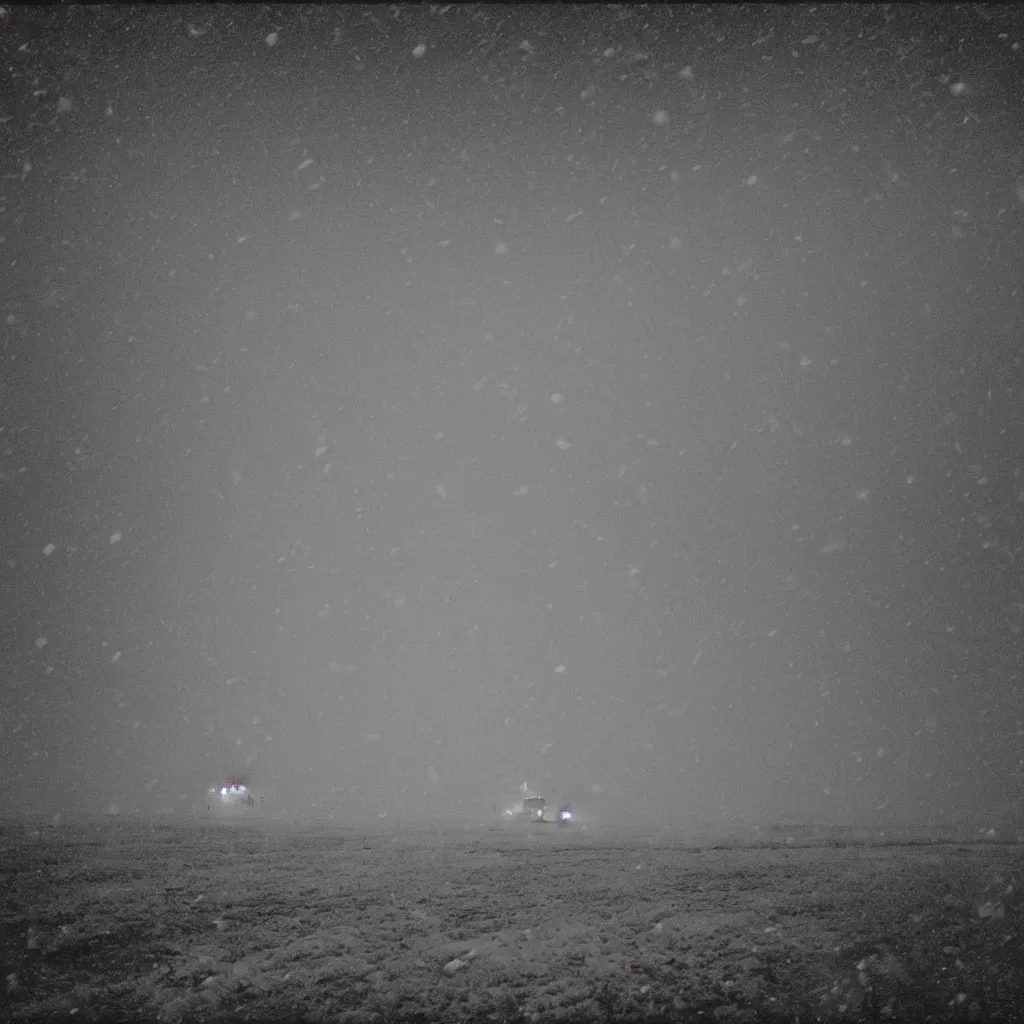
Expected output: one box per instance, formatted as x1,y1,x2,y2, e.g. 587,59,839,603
521,796,546,820
502,795,549,820
501,784,572,823
206,779,259,812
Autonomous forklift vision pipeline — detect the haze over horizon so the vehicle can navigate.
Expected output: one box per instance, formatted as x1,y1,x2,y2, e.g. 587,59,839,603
2,5,1021,833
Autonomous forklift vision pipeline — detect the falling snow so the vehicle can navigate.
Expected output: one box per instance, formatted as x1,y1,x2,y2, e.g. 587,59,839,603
0,16,1019,1000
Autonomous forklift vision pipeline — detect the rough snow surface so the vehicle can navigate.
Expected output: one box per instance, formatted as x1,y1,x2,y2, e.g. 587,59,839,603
1,817,1020,1022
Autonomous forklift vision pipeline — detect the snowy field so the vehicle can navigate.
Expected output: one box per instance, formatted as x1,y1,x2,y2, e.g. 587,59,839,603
1,817,1020,1023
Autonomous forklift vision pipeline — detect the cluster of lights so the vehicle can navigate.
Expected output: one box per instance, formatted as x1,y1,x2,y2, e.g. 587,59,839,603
208,782,249,803
501,801,572,823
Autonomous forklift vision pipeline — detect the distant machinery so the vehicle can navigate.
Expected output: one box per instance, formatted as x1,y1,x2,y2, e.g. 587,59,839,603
501,783,573,823
207,778,260,811
521,796,546,820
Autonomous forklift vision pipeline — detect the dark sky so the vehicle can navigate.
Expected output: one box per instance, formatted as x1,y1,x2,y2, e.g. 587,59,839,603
2,4,1022,830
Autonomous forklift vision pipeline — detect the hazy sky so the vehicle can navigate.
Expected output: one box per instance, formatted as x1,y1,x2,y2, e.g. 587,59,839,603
2,5,1021,829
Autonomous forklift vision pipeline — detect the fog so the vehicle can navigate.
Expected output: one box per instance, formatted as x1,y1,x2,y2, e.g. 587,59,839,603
2,5,1021,836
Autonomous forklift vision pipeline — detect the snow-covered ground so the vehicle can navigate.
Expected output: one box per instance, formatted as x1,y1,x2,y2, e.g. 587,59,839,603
2,817,1020,1022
